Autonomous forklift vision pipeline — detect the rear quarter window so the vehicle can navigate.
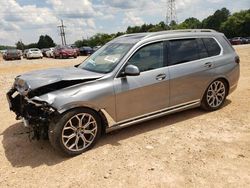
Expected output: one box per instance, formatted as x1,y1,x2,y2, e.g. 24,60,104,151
202,38,221,57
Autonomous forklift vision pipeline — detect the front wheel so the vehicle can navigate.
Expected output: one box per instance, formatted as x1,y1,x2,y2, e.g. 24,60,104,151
49,108,102,156
201,79,227,111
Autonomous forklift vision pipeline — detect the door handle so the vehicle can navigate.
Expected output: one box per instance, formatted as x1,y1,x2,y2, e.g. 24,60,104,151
204,62,213,68
156,74,166,81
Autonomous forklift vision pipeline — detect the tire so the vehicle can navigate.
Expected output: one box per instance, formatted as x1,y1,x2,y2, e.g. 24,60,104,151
201,79,227,111
49,108,102,156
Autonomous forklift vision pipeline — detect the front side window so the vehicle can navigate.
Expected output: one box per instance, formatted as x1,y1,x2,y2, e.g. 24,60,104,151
128,42,164,72
79,43,133,73
168,38,199,66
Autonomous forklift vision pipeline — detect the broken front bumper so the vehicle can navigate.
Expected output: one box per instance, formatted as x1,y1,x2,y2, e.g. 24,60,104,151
7,88,58,139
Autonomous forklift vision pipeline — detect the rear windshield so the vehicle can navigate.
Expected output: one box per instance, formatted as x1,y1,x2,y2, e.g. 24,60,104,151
30,49,39,51
82,47,92,50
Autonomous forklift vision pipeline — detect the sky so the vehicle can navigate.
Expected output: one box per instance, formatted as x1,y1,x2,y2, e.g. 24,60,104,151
0,0,249,46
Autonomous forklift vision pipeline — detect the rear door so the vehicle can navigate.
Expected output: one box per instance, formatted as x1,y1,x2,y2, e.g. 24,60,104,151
167,38,219,106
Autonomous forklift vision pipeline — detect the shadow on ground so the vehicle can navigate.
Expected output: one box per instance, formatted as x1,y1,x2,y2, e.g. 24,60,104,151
2,100,231,168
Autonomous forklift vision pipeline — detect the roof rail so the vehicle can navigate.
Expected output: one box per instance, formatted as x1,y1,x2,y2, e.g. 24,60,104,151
171,29,217,33
143,29,218,39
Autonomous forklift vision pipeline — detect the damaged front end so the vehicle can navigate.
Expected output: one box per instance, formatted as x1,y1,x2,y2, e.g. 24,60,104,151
6,67,103,140
6,82,59,140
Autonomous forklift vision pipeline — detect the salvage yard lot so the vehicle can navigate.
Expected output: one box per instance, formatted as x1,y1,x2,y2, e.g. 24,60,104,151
0,45,250,187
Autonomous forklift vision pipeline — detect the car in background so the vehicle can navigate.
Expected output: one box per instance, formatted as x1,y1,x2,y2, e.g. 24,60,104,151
53,46,77,59
23,49,29,58
3,49,21,60
245,37,250,44
79,46,93,56
0,49,7,55
17,50,23,57
26,48,43,59
230,37,248,45
45,47,55,58
69,45,80,56
93,45,102,52
41,48,50,57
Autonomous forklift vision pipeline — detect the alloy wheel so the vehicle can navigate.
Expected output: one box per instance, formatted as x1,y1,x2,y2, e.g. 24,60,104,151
61,113,97,152
206,80,226,108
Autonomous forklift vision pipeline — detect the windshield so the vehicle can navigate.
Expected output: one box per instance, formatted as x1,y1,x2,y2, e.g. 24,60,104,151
78,43,133,73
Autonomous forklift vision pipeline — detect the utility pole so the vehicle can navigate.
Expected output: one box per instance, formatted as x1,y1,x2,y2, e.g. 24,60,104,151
166,0,177,26
57,20,67,45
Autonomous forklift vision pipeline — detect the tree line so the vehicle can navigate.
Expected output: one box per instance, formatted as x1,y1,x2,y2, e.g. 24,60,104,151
15,35,56,50
74,8,250,47
12,7,249,50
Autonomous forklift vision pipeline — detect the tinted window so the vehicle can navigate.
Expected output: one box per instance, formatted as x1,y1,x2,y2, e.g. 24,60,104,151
202,38,221,57
128,42,164,72
197,38,209,59
168,39,199,66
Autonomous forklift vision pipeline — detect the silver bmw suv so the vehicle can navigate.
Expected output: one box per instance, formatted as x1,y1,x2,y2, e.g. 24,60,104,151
7,29,240,155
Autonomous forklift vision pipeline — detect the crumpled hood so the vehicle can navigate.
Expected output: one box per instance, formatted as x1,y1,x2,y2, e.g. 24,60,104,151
16,66,103,90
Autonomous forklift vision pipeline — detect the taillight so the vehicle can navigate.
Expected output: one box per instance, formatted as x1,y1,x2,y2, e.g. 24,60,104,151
235,56,240,64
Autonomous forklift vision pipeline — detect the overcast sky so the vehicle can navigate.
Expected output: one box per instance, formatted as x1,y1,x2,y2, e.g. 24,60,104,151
0,0,249,46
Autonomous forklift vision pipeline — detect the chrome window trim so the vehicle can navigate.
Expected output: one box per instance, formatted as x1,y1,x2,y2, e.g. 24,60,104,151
114,39,165,78
114,36,223,76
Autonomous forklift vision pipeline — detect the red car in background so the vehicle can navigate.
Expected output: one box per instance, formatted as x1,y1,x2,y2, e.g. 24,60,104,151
69,45,80,56
53,46,77,59
229,37,248,45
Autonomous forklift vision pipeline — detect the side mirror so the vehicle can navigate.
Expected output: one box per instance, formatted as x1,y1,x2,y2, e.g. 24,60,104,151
124,65,140,76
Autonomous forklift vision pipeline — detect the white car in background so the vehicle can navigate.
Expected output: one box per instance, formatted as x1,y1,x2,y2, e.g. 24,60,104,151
45,47,55,58
26,48,43,59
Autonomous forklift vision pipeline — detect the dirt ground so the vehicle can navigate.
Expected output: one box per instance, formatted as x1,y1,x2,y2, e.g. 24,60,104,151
0,46,249,188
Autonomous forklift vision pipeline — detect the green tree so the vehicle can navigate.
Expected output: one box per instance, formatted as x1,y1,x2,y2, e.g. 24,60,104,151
16,40,25,50
202,7,230,31
37,35,55,48
221,9,250,38
177,17,201,29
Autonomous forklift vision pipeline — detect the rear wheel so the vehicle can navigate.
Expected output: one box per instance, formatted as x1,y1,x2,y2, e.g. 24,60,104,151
201,79,227,111
49,108,102,156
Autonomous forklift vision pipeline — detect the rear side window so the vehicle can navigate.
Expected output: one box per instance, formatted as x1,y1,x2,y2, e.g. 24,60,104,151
168,39,199,66
202,38,221,57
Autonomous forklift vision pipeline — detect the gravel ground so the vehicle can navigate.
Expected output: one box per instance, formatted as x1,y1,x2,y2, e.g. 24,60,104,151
0,46,250,187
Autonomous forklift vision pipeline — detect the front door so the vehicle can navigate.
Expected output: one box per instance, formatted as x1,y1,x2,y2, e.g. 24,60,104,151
114,42,170,122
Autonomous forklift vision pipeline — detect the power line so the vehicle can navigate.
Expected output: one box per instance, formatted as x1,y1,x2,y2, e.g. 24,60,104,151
166,0,177,26
57,19,66,45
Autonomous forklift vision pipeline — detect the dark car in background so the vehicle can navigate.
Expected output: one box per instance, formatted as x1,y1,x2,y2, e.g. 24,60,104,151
79,46,93,56
230,37,248,45
93,45,102,52
53,46,77,59
245,37,250,44
3,49,21,60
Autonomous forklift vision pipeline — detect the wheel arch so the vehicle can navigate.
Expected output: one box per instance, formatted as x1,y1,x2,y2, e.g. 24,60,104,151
207,77,230,96
57,103,108,134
